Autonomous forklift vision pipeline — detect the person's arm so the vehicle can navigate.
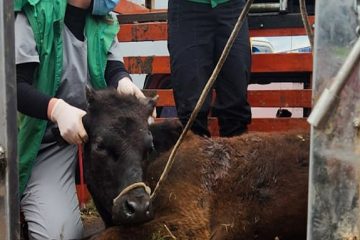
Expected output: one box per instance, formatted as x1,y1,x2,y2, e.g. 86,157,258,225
105,60,146,100
16,11,87,144
105,60,131,88
104,60,156,120
17,62,51,120
17,63,87,144
104,24,155,119
15,13,51,119
105,33,146,99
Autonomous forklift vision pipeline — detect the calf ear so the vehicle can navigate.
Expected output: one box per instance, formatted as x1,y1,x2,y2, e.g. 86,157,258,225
141,95,159,116
149,119,183,153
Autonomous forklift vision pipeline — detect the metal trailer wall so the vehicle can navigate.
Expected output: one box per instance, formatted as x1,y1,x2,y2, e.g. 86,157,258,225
308,0,360,239
0,0,19,239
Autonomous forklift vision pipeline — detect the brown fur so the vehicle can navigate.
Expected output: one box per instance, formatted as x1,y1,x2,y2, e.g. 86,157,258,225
91,131,309,240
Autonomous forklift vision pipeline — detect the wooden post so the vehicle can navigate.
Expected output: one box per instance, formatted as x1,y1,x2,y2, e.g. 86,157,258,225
0,0,19,239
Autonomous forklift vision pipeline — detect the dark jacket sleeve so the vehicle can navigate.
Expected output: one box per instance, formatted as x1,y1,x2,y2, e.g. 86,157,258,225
105,60,132,88
17,63,51,120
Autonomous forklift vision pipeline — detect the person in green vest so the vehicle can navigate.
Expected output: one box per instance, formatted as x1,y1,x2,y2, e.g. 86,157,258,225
168,0,252,137
15,0,145,238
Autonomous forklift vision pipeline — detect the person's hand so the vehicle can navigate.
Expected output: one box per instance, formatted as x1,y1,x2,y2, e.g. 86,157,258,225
49,99,88,144
117,77,157,120
117,77,145,99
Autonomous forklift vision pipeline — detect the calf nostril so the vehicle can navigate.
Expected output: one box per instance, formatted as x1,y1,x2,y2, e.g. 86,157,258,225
124,200,136,216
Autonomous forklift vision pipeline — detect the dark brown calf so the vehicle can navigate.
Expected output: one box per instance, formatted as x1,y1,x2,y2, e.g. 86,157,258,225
91,131,309,240
83,88,185,228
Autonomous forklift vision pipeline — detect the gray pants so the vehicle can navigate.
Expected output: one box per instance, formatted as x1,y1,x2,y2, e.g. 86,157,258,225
21,142,83,240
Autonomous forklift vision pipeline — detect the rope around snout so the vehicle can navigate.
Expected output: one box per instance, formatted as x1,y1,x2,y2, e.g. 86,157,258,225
113,182,151,204
150,0,255,201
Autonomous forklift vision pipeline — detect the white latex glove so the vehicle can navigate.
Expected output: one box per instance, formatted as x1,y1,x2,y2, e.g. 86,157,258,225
117,77,157,120
117,77,146,99
50,99,88,145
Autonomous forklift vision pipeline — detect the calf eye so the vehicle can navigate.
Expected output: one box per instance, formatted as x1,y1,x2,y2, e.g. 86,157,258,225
96,142,106,150
94,140,119,161
92,137,105,151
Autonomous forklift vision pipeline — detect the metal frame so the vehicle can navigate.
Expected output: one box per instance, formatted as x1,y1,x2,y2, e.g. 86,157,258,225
0,0,19,239
251,0,288,13
307,0,360,238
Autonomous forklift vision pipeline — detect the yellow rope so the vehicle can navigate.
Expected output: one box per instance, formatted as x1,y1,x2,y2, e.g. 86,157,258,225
299,0,314,50
113,182,151,204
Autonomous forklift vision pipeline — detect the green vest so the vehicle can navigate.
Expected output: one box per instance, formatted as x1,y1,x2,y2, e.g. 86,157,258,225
187,0,230,8
14,0,119,195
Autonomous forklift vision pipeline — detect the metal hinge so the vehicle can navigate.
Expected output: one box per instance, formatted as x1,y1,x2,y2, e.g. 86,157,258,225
279,0,288,12
0,146,6,178
355,118,360,154
0,146,4,159
354,0,360,35
249,0,288,13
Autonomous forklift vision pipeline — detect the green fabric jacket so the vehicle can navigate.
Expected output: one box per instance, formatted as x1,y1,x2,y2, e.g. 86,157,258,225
187,0,230,8
14,0,119,195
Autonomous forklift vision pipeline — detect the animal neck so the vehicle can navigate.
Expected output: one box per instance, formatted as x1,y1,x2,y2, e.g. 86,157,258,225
147,134,210,239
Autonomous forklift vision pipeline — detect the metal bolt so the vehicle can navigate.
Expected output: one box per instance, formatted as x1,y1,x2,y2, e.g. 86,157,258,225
357,26,360,36
0,146,5,178
0,146,4,161
354,118,360,128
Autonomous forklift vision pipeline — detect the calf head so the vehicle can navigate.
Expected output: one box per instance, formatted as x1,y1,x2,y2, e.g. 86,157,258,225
83,88,182,227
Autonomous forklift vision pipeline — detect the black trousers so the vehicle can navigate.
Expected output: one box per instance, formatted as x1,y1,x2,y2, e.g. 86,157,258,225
168,0,252,137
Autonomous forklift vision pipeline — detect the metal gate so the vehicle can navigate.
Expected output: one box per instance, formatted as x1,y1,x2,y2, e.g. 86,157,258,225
0,0,19,239
307,0,360,239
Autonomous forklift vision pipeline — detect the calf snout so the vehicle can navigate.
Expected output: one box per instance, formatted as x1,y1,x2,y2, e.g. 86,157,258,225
112,189,154,225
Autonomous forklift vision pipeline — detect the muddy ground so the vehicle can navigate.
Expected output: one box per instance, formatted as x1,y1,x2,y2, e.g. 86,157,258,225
81,201,105,238
81,201,172,240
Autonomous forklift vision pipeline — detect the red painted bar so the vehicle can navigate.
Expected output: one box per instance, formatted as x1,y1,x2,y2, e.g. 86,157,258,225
114,0,149,14
124,53,313,74
143,89,312,108
155,118,309,136
118,17,315,42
